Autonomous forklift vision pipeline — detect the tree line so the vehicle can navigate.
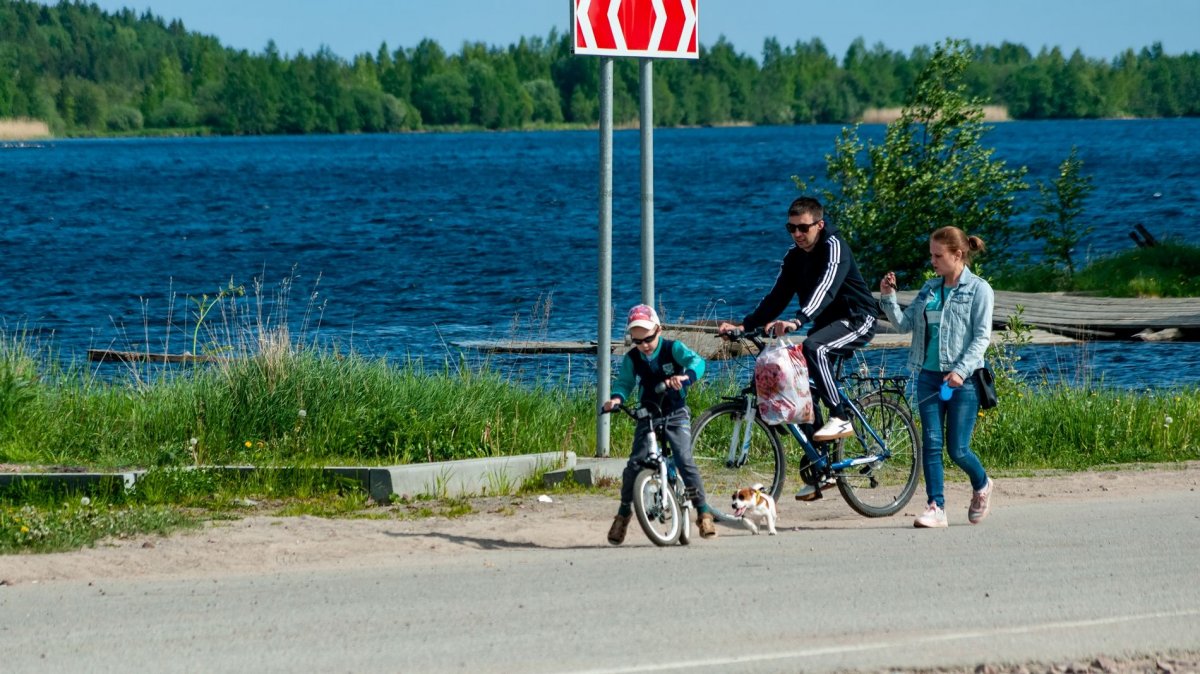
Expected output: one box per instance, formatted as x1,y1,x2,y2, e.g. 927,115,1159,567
2,0,1198,135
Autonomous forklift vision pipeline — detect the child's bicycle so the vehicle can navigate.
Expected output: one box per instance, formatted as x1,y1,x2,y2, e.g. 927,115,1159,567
603,394,697,547
693,327,921,518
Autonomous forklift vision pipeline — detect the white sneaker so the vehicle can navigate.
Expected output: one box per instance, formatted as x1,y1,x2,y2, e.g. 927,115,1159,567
914,502,947,528
813,416,854,441
968,478,994,524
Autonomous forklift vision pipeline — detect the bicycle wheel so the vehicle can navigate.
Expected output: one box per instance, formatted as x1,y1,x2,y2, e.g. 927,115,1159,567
691,401,786,502
632,469,682,546
678,502,692,546
834,393,921,517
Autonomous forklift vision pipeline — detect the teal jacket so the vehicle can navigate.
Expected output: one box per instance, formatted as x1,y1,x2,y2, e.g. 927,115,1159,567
612,338,706,413
879,266,994,380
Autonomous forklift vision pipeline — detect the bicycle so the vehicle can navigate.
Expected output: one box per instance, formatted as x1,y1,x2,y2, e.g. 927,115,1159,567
603,394,697,547
692,327,921,518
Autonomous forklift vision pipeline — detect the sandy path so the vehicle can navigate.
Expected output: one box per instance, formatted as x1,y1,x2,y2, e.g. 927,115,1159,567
2,462,1196,587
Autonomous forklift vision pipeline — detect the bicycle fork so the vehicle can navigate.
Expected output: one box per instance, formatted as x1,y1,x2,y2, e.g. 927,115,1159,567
724,395,759,468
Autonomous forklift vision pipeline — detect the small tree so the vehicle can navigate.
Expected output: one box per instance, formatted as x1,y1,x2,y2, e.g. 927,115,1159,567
797,39,1028,285
1030,146,1094,276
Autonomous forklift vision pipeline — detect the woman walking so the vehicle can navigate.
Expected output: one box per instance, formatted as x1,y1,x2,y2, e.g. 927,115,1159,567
879,226,995,528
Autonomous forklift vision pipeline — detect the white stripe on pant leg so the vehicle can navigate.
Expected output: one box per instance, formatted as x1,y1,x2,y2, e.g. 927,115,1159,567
815,343,841,407
817,316,877,410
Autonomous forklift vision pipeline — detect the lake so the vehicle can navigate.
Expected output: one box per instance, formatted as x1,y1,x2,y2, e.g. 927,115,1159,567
2,119,1199,389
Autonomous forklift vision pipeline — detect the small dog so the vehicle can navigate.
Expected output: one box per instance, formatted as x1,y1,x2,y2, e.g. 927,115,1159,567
731,483,778,535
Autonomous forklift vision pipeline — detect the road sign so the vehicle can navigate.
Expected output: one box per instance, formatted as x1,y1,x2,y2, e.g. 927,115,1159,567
573,0,698,59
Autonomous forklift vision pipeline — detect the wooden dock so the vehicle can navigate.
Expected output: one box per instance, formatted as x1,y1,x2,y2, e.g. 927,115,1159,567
461,291,1200,360
87,349,226,364
892,290,1200,340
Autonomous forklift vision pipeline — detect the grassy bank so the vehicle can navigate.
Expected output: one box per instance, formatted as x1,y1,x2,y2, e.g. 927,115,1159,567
3,323,1199,553
4,323,1198,472
993,241,1200,297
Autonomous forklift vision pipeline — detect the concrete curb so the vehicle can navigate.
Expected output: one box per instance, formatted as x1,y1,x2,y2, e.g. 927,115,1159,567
0,452,585,503
543,457,627,488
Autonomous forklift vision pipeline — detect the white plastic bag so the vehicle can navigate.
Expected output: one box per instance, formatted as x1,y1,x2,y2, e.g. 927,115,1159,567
754,338,814,425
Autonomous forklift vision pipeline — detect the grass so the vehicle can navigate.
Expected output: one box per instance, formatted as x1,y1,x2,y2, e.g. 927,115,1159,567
993,241,1200,297
0,497,197,554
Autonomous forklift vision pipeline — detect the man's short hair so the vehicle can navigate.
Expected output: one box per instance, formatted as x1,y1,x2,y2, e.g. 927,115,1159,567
787,197,823,219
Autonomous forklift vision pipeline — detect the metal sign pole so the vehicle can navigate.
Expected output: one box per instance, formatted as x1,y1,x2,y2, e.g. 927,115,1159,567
639,58,654,307
596,57,614,458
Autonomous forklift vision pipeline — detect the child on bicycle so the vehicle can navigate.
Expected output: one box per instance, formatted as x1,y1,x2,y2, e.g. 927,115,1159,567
603,304,717,544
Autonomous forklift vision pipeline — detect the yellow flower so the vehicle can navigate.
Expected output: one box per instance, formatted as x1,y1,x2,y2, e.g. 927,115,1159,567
20,526,29,533
244,441,252,448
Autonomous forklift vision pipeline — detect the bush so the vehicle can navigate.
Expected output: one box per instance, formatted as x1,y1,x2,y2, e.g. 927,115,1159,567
149,98,199,128
105,105,144,132
798,39,1028,285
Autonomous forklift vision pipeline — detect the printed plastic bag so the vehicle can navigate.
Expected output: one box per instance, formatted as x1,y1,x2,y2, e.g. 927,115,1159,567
754,338,814,425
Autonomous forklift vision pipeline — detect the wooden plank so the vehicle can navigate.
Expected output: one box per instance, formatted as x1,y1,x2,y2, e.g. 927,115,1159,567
87,349,225,364
889,291,1200,331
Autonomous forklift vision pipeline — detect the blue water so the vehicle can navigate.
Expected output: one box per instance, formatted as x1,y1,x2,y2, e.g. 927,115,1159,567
2,119,1199,389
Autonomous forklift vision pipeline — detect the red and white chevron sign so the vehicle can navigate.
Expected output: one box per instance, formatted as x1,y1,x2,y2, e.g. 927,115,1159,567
573,0,698,59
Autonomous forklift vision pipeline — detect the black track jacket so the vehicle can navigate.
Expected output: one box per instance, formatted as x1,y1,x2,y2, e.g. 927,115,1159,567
741,224,876,331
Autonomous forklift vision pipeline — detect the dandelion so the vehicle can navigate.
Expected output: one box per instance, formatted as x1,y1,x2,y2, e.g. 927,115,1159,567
1164,416,1173,428
20,526,29,533
298,409,307,418
189,437,199,447
80,497,91,507
244,441,252,448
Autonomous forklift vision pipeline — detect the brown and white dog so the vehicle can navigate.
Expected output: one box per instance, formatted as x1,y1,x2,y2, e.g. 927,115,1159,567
731,483,778,535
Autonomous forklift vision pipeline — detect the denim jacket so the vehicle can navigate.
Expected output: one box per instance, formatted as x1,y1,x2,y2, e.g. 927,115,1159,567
879,266,994,380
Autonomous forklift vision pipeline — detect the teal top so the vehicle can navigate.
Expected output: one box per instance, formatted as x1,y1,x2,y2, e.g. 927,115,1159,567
611,339,706,403
922,285,947,371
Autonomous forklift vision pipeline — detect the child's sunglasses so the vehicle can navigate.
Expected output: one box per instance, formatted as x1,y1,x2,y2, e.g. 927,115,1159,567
630,328,660,345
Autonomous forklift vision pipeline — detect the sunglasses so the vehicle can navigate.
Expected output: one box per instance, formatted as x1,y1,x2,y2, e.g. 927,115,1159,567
630,328,660,345
785,219,822,234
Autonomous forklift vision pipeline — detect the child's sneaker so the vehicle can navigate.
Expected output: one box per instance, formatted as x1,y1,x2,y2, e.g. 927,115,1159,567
914,502,947,528
697,511,717,538
607,514,631,545
968,478,994,524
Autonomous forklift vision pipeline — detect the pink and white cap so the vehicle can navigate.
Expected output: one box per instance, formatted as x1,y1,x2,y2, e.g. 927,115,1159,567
626,304,661,332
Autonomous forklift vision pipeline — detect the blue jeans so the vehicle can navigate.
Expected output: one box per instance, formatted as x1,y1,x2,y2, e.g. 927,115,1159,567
916,369,988,509
620,408,708,512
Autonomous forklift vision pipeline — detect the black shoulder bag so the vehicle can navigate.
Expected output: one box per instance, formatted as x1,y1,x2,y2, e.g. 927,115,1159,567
974,366,998,410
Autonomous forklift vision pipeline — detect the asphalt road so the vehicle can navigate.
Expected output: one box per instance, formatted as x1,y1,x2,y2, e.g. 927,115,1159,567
2,490,1198,673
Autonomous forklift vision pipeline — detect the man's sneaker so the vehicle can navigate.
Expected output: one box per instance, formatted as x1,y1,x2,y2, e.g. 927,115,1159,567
914,502,947,528
813,416,854,442
697,511,717,538
795,475,837,501
968,478,994,524
607,513,631,545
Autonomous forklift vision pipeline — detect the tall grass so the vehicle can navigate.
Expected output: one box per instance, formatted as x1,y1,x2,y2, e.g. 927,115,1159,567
2,271,1198,473
0,274,597,469
0,338,598,468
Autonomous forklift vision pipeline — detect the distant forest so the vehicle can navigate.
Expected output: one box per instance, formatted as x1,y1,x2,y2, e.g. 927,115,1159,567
2,0,1199,135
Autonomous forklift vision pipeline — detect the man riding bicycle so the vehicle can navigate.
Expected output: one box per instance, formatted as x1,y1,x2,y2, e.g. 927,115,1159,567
719,196,878,457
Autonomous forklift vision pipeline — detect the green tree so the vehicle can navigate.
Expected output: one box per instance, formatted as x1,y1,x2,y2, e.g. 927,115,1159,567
523,78,563,123
1030,147,1094,275
415,70,471,125
798,39,1029,285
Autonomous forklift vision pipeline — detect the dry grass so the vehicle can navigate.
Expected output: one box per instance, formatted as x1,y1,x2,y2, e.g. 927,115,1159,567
0,118,51,140
859,105,1010,124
